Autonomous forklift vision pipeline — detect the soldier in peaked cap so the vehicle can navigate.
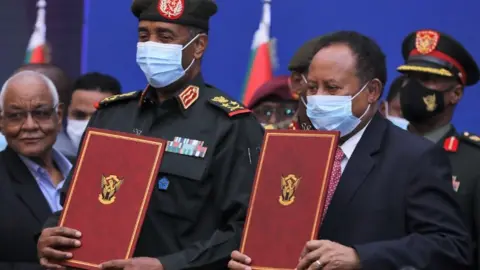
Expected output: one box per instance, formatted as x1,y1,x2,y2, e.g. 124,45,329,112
285,36,322,131
397,29,480,269
36,0,264,269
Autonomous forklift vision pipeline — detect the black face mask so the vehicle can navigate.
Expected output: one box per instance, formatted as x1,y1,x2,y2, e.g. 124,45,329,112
400,79,451,123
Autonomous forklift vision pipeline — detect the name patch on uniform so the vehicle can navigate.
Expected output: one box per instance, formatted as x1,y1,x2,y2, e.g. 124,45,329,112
165,137,207,158
158,177,170,190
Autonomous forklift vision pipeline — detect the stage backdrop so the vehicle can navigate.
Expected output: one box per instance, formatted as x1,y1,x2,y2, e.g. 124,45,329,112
83,0,480,133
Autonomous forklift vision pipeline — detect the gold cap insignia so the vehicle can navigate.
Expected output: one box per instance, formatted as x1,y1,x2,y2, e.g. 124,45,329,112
279,174,301,206
415,30,440,55
99,175,124,205
157,0,184,20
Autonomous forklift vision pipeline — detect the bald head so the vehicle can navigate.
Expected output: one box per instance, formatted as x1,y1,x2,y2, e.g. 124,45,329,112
15,63,71,107
1,71,59,111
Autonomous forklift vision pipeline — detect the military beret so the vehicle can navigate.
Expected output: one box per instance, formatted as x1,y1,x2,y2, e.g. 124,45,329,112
247,76,296,109
288,36,323,73
397,29,480,86
131,0,218,31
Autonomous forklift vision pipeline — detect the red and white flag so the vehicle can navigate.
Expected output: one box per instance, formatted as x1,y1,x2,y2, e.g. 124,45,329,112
25,0,47,64
241,0,277,106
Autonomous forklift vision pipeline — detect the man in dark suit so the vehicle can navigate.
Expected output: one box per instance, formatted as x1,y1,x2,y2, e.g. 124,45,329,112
0,70,72,269
397,30,480,269
228,31,470,270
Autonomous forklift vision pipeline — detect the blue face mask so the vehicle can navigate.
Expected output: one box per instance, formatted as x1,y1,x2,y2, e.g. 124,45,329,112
136,35,200,88
302,81,370,137
384,101,409,130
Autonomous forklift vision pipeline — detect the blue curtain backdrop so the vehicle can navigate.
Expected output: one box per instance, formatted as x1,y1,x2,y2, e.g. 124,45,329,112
83,0,480,133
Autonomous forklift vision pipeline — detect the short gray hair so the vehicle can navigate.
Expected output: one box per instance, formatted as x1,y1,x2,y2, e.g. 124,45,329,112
0,70,59,111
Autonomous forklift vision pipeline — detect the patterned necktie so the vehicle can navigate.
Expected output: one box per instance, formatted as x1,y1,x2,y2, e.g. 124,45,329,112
322,147,344,221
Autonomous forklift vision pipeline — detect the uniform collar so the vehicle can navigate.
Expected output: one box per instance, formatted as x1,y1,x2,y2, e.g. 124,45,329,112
424,123,453,143
138,74,204,116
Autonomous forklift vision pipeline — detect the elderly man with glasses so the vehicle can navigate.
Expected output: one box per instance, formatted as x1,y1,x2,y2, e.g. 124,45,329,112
0,70,72,269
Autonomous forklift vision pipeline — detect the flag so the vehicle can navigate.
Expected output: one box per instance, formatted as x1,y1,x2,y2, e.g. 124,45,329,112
241,0,276,106
25,0,47,64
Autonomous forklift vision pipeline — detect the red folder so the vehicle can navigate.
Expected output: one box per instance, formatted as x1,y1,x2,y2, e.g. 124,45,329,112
58,128,166,270
240,130,339,269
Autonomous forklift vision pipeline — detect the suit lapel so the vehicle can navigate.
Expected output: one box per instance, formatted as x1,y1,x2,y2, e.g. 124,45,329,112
320,113,386,233
3,147,52,223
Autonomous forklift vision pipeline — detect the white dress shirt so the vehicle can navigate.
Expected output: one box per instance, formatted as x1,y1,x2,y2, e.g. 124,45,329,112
339,122,370,173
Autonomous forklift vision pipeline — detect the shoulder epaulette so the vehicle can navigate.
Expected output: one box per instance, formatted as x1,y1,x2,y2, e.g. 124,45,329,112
208,95,251,117
459,131,480,147
94,91,141,109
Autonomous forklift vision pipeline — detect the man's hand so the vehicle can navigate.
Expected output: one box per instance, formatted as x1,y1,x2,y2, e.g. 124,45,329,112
37,226,82,269
297,240,361,270
227,250,252,270
100,257,163,270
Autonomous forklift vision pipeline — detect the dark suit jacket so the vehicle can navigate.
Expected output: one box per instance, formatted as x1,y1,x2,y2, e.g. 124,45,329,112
0,147,51,270
319,113,471,270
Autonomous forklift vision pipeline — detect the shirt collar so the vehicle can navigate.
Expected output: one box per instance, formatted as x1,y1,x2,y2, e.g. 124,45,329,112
340,121,371,160
138,74,204,116
19,148,73,179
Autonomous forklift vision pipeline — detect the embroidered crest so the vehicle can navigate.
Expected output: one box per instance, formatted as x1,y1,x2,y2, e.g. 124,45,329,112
157,0,184,20
423,94,437,112
209,96,251,117
452,176,460,192
95,91,139,109
443,136,459,152
279,174,301,206
99,175,124,205
178,85,199,110
415,30,440,55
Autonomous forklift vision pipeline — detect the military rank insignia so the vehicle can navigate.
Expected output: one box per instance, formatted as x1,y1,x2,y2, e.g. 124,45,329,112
165,137,207,158
443,136,459,152
209,96,251,117
178,85,199,110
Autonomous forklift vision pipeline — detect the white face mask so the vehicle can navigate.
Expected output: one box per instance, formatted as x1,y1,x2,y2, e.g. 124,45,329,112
67,119,89,149
302,81,370,137
136,34,200,88
384,101,409,130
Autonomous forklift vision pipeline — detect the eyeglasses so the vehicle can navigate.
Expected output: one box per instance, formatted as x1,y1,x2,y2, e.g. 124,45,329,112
253,106,297,123
2,105,58,125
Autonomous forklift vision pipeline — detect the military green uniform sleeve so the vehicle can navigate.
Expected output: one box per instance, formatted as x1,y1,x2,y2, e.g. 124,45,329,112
157,116,264,270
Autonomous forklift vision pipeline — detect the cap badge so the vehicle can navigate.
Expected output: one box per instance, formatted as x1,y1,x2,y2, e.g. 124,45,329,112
422,94,437,112
157,0,184,20
415,30,440,55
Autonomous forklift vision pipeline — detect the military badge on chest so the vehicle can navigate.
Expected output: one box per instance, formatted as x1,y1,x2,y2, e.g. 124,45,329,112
165,136,208,158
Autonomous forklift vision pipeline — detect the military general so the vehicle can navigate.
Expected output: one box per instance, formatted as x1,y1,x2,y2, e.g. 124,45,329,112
397,29,480,269
36,0,264,269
